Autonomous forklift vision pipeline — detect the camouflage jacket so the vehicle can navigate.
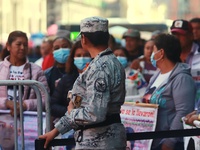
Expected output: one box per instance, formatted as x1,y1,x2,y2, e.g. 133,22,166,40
55,48,126,149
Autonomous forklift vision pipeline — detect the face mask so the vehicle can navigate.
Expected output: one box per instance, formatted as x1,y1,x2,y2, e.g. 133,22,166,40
53,48,70,64
150,50,161,68
117,56,128,68
74,57,91,70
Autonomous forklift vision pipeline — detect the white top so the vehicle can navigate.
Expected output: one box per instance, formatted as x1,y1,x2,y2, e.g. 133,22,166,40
151,70,172,89
8,64,25,100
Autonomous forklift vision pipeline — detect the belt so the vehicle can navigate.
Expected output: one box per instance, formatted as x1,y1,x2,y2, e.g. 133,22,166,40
76,113,121,142
77,113,121,130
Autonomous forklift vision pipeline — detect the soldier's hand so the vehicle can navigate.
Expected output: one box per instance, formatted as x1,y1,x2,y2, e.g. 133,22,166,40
39,128,59,149
67,100,74,115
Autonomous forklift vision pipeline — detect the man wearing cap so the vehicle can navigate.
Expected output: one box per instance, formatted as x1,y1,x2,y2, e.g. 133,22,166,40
171,19,200,132
39,16,127,150
171,19,200,99
122,29,143,62
170,19,200,65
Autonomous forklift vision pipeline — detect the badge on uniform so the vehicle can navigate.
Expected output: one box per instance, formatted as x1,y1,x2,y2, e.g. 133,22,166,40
74,95,82,108
94,78,107,92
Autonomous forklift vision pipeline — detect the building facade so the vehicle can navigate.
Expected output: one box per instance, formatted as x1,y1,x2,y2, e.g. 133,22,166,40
0,0,46,43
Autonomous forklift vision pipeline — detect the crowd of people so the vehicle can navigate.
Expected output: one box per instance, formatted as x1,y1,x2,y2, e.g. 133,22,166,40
0,16,199,150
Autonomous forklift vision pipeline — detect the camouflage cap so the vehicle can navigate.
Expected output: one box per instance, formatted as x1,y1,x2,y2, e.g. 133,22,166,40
80,16,108,33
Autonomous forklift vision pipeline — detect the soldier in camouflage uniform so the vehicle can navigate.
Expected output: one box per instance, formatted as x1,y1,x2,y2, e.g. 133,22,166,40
39,16,127,150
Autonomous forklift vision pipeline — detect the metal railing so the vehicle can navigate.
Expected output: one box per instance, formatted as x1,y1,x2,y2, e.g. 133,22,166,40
0,80,50,150
35,127,200,149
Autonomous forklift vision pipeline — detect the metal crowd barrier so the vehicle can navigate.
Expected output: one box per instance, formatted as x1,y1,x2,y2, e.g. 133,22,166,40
0,80,50,150
35,128,200,150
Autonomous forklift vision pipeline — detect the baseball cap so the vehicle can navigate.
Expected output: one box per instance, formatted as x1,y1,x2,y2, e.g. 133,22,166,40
122,29,140,39
80,16,108,33
170,19,192,34
56,29,70,39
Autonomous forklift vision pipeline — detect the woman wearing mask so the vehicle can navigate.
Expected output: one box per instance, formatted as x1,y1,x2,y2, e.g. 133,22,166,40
143,34,196,150
45,37,72,96
113,47,130,76
0,30,48,115
113,47,146,96
131,40,157,83
50,40,91,150
50,40,91,118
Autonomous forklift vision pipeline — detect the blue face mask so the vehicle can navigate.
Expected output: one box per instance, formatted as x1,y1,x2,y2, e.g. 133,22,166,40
150,50,161,68
74,57,91,70
53,48,70,64
117,56,128,68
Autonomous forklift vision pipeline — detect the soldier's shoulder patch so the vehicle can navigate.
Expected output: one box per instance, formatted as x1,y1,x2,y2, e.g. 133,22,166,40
94,78,107,92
